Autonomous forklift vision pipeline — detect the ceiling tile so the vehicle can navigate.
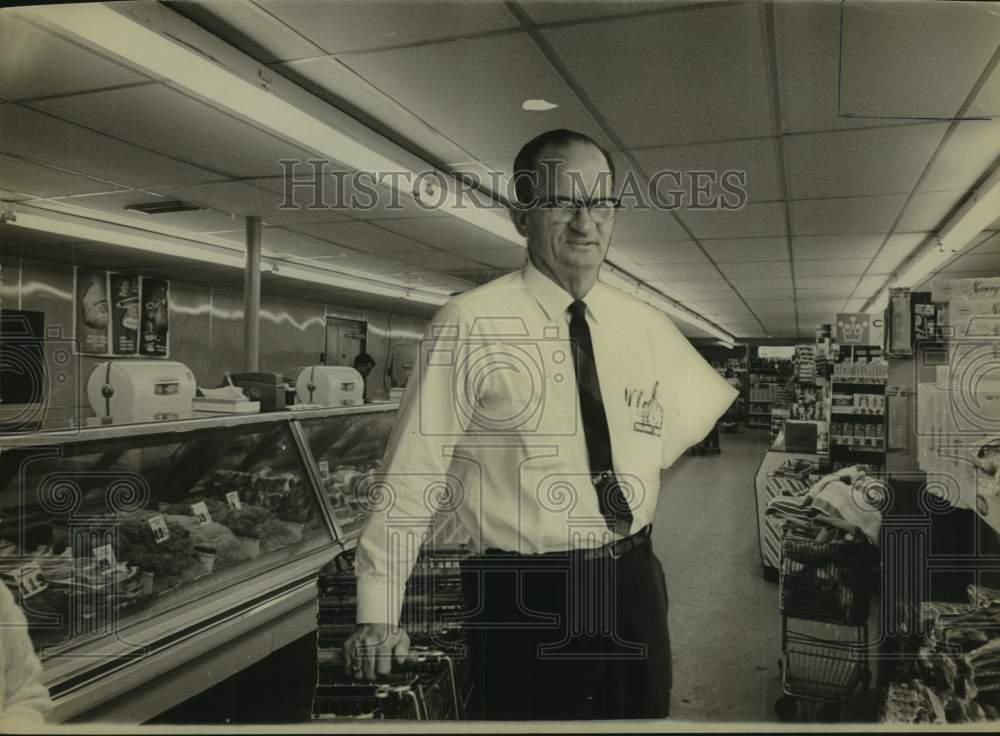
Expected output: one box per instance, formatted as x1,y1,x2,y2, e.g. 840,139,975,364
796,287,852,299
774,2,915,134
31,85,317,179
794,259,870,278
53,191,243,233
679,202,787,240
171,0,326,64
921,119,1000,192
789,195,907,235
378,216,525,254
341,33,611,163
662,280,734,295
633,137,782,203
613,206,691,243
644,262,723,282
784,124,947,199
281,220,425,256
797,298,847,312
250,175,448,221
730,277,794,292
148,180,352,223
718,261,792,280
897,190,966,232
2,104,219,189
844,299,868,312
0,155,114,198
700,237,788,262
0,14,151,101
387,246,485,273
972,47,1000,117
840,1,1000,119
542,2,775,147
795,276,858,291
255,0,518,54
853,275,889,298
615,240,709,265
876,232,928,262
792,234,885,261
738,289,795,301
521,0,680,24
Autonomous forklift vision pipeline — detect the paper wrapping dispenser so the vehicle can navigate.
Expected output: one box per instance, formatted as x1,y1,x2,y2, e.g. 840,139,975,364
295,366,363,407
87,361,196,424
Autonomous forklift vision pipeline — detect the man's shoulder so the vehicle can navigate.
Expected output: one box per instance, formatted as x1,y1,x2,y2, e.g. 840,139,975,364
445,271,527,313
594,282,681,332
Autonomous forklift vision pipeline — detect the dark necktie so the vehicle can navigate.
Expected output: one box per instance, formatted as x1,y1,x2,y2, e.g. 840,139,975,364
567,299,633,536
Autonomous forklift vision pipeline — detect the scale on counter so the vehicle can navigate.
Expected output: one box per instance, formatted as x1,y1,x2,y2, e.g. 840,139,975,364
86,361,197,426
295,366,363,407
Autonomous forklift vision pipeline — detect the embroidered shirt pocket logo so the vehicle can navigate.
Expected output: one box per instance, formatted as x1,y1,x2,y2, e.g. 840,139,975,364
625,380,664,437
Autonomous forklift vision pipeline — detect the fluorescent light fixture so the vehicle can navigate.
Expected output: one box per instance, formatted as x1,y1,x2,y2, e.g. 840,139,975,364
866,162,1000,308
8,205,450,306
14,3,523,249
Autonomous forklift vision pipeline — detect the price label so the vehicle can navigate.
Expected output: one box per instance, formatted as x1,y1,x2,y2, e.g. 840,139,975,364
10,563,47,599
225,491,242,511
191,501,212,524
148,514,170,543
318,460,330,480
93,544,117,574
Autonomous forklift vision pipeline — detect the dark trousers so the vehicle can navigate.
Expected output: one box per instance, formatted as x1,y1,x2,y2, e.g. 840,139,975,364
459,540,671,720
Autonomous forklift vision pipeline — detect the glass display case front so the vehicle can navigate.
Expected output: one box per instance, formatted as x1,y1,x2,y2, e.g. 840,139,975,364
299,408,396,544
0,417,332,662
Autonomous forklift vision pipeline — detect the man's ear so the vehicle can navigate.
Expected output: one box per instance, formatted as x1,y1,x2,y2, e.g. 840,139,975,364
509,205,530,238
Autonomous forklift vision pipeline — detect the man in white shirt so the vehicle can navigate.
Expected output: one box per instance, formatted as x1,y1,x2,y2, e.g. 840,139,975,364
344,129,737,719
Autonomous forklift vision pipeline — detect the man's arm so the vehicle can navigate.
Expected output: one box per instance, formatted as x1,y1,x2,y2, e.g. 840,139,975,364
654,315,739,468
345,300,473,680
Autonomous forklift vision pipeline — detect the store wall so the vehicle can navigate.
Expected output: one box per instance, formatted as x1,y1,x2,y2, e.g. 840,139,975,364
0,255,429,429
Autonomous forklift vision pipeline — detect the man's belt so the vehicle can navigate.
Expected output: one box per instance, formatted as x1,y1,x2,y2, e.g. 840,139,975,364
577,524,651,561
479,525,652,561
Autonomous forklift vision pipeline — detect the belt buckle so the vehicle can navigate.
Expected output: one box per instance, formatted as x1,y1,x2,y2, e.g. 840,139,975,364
608,535,630,560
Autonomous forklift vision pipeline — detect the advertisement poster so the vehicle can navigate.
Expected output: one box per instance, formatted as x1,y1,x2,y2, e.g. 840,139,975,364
139,277,169,357
108,272,140,355
74,267,110,355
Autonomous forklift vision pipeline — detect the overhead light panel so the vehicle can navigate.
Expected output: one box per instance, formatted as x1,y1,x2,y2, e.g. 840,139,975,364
125,200,201,215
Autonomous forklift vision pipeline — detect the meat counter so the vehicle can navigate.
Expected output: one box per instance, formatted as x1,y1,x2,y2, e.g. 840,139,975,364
0,403,398,723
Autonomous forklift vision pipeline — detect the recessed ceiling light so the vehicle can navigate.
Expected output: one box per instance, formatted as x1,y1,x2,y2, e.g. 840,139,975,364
522,99,559,112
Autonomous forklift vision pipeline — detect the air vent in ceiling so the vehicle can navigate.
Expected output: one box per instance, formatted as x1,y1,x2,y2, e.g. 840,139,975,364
125,200,202,215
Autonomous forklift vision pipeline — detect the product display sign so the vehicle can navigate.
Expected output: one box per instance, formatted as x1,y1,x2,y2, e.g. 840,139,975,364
74,267,111,355
109,272,140,355
74,268,171,357
140,277,170,357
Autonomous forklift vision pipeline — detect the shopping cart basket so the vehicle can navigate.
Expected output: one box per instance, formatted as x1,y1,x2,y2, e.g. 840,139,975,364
775,527,874,722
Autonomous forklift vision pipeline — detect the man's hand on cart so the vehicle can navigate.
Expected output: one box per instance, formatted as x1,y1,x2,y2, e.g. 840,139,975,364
344,624,411,681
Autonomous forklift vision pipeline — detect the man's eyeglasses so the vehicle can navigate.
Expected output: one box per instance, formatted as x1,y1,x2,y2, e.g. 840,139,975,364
536,197,621,224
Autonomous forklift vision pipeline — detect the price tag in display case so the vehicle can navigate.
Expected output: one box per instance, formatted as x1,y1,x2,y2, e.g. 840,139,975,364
191,501,212,524
225,491,242,511
93,544,117,574
8,563,47,599
147,514,171,543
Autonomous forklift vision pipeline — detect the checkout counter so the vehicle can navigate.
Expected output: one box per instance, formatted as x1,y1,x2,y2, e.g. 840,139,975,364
0,393,397,723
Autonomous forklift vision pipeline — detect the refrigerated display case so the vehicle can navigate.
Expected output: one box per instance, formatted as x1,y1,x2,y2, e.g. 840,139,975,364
0,403,398,723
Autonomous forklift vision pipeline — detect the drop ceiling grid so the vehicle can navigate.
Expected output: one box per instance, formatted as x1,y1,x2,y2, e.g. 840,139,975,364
847,38,1000,310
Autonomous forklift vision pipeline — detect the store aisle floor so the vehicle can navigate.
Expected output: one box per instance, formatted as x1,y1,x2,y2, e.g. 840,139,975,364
654,428,780,722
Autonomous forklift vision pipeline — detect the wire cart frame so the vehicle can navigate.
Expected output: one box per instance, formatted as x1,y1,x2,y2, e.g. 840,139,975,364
775,528,874,722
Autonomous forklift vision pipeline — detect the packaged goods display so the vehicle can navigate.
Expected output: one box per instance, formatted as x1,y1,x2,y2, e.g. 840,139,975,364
883,586,1000,723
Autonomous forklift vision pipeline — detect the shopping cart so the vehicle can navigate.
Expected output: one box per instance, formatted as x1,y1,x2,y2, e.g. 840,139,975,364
774,527,874,722
313,646,464,720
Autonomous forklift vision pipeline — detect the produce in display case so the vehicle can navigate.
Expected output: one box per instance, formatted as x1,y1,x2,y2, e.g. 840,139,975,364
0,417,334,675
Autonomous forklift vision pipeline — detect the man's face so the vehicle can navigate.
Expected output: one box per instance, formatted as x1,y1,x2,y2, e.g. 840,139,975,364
512,141,616,283
81,276,109,330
